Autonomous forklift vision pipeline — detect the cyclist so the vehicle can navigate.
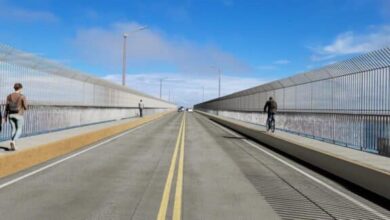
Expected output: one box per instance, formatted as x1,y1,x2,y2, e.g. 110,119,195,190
264,97,277,132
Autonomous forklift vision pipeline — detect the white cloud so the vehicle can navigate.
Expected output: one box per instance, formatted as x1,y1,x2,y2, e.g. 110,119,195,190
256,59,291,71
274,59,290,65
72,22,252,74
257,65,277,70
311,25,390,61
0,2,58,22
102,72,268,107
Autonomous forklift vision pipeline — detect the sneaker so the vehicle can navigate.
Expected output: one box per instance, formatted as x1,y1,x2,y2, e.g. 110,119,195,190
10,141,16,151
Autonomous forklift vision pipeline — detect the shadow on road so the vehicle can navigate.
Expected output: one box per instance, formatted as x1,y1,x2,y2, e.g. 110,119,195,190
0,146,10,152
223,135,246,140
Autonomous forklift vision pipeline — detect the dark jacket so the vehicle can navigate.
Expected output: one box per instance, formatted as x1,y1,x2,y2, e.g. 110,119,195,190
264,100,277,113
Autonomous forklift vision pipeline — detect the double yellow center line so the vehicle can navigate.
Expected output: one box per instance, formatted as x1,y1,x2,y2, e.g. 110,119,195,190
157,113,186,220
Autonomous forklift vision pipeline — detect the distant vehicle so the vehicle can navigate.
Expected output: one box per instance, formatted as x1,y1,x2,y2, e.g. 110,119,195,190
186,108,193,112
178,106,185,112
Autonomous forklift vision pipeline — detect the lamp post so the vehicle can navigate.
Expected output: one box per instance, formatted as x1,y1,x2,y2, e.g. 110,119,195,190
210,66,222,98
159,78,168,99
121,26,148,86
122,34,128,86
160,79,163,99
211,66,222,115
202,86,205,102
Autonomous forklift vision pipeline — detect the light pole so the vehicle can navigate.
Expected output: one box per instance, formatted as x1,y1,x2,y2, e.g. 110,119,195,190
122,34,128,86
159,77,169,99
160,78,167,99
211,66,222,115
121,26,148,86
202,86,205,102
160,78,163,99
210,66,222,98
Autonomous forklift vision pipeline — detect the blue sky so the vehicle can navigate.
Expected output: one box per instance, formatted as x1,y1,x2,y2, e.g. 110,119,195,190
1,0,390,106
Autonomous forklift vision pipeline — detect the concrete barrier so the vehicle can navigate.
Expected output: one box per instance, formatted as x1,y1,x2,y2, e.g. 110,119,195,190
0,111,173,178
197,111,390,200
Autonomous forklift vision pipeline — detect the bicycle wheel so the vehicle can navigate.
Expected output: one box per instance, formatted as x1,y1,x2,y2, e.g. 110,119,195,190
271,120,275,133
266,119,270,131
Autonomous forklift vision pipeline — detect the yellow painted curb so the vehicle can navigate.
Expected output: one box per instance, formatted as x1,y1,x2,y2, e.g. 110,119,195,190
0,111,173,178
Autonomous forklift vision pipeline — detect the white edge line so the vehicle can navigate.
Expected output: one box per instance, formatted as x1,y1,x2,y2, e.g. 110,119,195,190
0,121,151,190
208,119,389,220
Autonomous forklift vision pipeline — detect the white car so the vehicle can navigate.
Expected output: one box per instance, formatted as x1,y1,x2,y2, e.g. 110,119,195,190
186,108,193,112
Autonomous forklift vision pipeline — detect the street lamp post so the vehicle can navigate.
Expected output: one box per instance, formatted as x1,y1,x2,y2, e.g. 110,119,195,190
218,69,221,98
210,66,222,98
211,66,222,115
121,26,148,87
160,78,163,99
159,78,168,99
202,86,205,102
122,34,128,86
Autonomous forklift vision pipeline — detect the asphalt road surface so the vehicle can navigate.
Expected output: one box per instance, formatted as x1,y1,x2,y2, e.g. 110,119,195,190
0,112,389,220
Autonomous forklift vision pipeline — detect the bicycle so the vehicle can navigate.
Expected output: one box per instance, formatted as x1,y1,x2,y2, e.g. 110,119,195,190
266,113,275,133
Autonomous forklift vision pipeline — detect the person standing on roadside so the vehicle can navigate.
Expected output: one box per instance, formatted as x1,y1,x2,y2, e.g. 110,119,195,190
4,83,27,151
138,99,144,117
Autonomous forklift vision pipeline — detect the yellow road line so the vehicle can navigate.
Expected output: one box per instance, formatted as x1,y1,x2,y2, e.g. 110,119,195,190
157,114,185,220
173,114,186,220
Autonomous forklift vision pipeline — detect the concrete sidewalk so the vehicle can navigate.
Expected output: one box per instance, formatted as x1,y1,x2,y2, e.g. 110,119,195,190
0,111,173,178
196,111,390,200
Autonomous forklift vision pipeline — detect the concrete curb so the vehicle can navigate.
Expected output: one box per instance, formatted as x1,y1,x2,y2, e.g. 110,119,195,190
0,111,173,178
196,111,390,200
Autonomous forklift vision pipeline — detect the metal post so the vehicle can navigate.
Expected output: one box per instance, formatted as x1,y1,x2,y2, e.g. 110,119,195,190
160,79,163,99
202,86,205,102
122,34,128,86
218,68,221,98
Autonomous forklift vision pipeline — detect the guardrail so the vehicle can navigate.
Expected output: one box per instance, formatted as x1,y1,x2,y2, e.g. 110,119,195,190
195,47,390,157
0,44,176,141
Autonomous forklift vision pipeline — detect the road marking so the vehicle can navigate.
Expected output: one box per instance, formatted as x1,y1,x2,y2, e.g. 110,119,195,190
209,119,389,220
173,114,186,220
157,114,185,220
0,120,154,190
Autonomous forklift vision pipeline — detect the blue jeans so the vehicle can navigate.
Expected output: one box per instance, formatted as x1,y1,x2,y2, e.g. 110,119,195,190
9,114,24,141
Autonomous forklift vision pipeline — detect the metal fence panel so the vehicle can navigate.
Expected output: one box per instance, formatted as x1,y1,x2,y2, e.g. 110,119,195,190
0,44,176,141
196,47,390,156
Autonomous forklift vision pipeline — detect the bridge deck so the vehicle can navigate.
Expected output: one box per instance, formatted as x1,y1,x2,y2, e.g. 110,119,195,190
0,113,388,219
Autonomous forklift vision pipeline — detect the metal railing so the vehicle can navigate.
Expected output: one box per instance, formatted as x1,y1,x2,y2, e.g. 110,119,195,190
195,47,390,157
0,44,176,141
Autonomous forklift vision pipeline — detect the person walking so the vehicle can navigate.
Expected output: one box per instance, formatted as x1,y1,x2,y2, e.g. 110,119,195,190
138,99,144,117
4,83,27,151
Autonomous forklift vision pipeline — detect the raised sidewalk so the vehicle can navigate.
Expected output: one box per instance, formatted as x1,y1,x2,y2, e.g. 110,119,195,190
0,111,173,178
196,111,390,200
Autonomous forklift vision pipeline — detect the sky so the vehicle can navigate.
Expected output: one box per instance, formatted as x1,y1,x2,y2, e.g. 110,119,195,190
1,0,390,106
